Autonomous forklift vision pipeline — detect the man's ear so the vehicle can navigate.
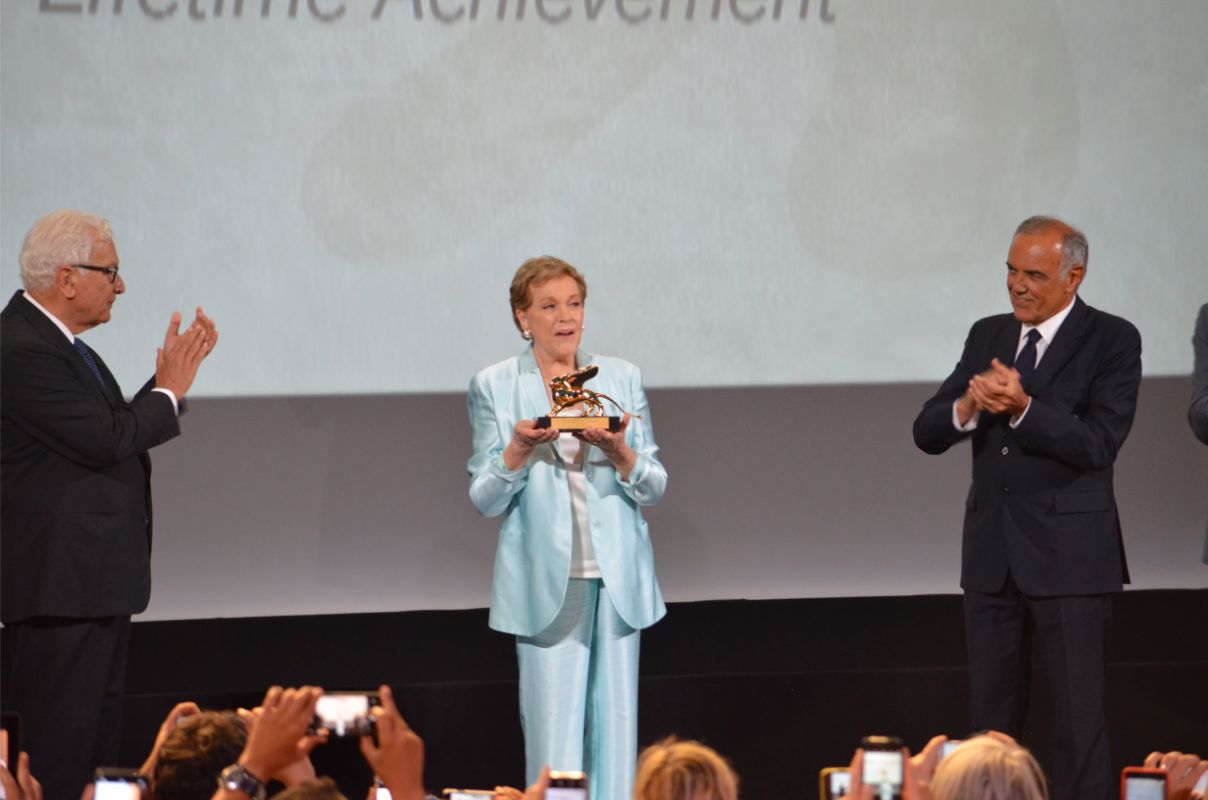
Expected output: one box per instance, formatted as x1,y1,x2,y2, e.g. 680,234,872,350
1065,264,1085,293
56,265,78,299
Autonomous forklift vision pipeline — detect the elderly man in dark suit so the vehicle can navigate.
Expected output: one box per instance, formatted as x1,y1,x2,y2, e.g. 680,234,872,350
913,216,1141,800
1,209,217,800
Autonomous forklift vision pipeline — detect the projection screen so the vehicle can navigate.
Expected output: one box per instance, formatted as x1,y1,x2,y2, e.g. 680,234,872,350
2,0,1206,621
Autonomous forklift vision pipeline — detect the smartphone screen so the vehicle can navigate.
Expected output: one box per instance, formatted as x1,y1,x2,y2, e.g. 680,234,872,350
828,770,851,799
940,740,962,760
547,772,588,800
546,790,587,800
376,789,393,800
1123,776,1165,800
94,780,141,800
315,693,378,736
862,749,903,788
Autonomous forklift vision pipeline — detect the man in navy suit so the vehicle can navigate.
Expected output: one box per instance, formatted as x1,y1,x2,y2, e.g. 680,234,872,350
913,216,1141,800
1,209,217,800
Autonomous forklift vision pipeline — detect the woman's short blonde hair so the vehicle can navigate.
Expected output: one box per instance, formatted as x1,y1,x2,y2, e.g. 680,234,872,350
929,735,1049,800
634,737,740,800
508,255,587,337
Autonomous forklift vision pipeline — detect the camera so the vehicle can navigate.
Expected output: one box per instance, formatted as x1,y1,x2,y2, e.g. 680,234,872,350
860,736,903,799
819,767,850,800
546,770,588,800
311,692,379,738
1120,767,1166,800
93,768,146,800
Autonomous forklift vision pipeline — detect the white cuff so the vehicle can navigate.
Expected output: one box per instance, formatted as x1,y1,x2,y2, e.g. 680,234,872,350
952,399,978,432
1009,397,1032,428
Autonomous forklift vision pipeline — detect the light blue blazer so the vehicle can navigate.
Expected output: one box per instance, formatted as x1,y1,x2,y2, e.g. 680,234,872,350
468,347,667,637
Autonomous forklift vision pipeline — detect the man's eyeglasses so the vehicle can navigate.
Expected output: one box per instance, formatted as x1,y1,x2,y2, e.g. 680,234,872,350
73,264,120,284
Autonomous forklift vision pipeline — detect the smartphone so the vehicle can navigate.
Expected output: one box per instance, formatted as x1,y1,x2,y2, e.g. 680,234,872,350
93,768,146,800
442,791,496,800
374,776,393,800
939,740,963,760
819,767,851,800
312,692,380,737
1120,767,1166,800
0,713,20,764
547,770,588,800
860,736,903,797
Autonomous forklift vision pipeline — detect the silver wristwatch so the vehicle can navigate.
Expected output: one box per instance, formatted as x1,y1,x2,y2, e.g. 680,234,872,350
218,764,267,800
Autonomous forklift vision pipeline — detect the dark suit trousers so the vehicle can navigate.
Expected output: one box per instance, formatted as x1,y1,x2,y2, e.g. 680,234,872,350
964,581,1114,800
4,616,131,800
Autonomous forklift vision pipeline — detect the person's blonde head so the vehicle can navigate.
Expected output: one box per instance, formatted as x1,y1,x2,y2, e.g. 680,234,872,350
634,737,739,800
930,735,1048,800
508,256,587,338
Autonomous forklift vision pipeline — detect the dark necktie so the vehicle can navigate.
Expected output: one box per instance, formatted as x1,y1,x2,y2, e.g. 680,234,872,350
73,338,110,395
1015,328,1042,392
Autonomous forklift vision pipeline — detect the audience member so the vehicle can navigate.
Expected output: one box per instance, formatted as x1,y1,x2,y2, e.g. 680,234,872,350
632,738,739,800
13,675,1205,800
929,735,1047,800
149,711,247,800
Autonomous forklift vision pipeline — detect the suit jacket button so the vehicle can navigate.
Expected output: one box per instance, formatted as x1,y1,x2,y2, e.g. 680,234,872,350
1002,486,1010,495
1001,446,1009,455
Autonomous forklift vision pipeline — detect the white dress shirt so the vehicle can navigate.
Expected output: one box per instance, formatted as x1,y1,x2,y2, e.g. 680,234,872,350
952,296,1077,432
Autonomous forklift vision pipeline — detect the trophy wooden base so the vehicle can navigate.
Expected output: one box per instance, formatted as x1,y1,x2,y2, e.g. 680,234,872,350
537,415,621,433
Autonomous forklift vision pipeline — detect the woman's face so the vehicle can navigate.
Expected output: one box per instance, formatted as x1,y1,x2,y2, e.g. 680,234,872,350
516,274,584,364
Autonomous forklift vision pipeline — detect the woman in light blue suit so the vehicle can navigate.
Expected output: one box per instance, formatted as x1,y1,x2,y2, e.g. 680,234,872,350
468,256,667,800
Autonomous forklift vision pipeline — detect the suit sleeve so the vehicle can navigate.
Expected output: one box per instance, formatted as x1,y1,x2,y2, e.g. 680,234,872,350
1190,304,1208,445
913,324,980,454
467,372,529,518
613,365,666,506
1012,320,1142,471
2,337,179,469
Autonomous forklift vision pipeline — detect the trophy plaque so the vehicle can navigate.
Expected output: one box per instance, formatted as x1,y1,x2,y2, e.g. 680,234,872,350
536,365,632,433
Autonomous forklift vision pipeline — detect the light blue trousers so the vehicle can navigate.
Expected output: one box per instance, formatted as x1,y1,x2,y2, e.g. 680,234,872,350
516,578,640,800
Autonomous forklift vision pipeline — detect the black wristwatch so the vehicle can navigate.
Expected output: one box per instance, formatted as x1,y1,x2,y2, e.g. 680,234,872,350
218,764,267,800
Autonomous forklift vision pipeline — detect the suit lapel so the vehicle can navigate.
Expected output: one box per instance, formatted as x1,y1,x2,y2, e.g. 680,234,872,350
517,346,549,418
997,316,1020,370
1029,297,1089,393
10,293,122,409
85,344,123,408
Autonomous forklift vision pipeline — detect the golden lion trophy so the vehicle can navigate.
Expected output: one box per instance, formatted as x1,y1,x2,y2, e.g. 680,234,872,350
536,365,639,433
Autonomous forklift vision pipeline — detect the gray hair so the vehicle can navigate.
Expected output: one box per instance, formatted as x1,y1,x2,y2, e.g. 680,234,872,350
1014,215,1088,278
19,209,113,292
930,735,1049,800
